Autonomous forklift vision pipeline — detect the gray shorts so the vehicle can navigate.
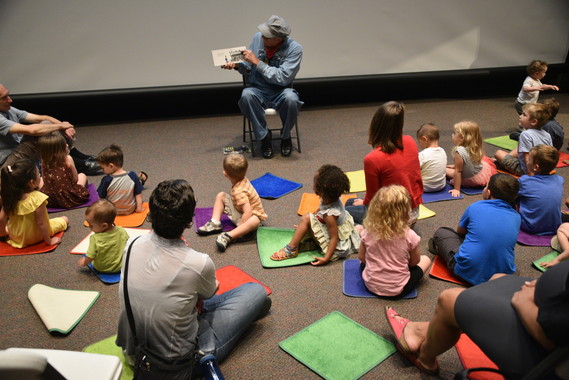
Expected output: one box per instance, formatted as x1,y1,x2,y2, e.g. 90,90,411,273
500,154,523,176
223,193,242,225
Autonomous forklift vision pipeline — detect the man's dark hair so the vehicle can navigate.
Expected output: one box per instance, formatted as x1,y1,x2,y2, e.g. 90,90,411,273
148,179,196,239
488,173,519,204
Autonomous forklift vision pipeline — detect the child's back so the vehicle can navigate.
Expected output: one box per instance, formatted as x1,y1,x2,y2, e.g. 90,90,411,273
454,195,520,284
38,132,89,209
518,145,563,235
87,226,129,273
98,172,143,215
419,147,447,192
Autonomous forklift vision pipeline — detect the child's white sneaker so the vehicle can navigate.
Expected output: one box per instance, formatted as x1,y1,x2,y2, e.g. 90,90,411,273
198,220,222,235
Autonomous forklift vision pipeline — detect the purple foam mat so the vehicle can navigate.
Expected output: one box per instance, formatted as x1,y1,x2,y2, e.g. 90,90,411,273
193,207,236,233
47,183,99,213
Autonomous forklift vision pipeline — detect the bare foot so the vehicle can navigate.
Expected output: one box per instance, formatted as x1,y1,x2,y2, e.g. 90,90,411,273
400,320,429,354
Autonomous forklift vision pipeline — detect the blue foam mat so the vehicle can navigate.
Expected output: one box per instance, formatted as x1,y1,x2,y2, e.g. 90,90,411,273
251,172,303,199
343,259,417,299
422,183,464,203
88,262,121,284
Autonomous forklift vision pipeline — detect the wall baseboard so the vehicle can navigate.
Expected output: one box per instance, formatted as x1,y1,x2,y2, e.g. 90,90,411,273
12,65,568,125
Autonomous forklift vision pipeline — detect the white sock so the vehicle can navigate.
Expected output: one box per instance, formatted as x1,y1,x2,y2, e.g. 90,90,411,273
211,219,220,225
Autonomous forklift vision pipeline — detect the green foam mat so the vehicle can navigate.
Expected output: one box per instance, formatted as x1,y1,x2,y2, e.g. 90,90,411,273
257,227,323,268
279,311,396,380
83,335,133,380
484,135,517,151
532,251,560,272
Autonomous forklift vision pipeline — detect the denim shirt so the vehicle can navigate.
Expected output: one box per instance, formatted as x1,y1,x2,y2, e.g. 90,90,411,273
237,32,302,93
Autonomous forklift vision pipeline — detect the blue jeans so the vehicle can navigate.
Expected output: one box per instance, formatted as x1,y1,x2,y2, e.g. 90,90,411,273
238,87,302,140
344,198,367,225
197,282,267,362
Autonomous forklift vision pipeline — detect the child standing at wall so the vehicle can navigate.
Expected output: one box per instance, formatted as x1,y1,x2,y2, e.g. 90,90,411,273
77,199,129,273
514,60,559,115
270,164,360,266
517,145,563,236
37,131,90,209
197,153,267,252
446,121,496,197
359,185,430,297
0,159,68,248
97,144,146,216
416,123,447,192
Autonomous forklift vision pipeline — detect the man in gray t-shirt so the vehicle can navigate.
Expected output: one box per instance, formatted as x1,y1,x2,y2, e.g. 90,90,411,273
0,83,99,173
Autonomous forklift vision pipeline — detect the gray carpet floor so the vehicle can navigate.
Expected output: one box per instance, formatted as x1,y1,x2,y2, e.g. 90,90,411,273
1,93,568,379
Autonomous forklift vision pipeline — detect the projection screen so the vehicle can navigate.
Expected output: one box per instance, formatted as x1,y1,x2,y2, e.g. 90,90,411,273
2,0,568,95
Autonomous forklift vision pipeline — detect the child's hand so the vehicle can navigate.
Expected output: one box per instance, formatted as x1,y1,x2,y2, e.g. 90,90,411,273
310,257,330,266
49,236,62,246
540,258,560,269
352,198,364,206
449,189,461,198
136,206,145,213
77,257,86,267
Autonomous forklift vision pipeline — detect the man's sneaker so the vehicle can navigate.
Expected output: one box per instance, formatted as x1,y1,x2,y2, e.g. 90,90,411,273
216,232,232,252
197,220,222,235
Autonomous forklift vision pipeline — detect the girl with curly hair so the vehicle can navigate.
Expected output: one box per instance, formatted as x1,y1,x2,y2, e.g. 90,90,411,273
359,185,431,297
271,164,360,266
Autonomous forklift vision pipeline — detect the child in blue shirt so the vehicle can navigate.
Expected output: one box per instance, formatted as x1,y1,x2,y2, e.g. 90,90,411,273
518,144,563,235
429,174,521,285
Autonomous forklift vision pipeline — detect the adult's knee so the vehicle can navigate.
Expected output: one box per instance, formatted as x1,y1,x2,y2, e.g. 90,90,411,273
435,288,464,318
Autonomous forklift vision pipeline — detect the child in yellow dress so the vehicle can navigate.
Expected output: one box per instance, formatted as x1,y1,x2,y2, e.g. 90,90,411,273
0,159,68,248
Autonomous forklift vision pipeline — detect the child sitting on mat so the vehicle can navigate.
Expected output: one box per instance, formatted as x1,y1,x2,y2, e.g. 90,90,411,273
271,164,360,266
96,144,147,216
197,153,267,252
517,144,562,236
359,185,431,297
77,199,129,273
416,123,447,192
446,121,496,197
429,173,521,285
495,103,553,176
37,131,90,209
0,159,68,248
542,222,569,269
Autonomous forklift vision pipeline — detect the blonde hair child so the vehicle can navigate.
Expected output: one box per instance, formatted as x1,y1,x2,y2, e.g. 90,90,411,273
0,159,68,248
359,185,430,297
37,131,90,209
446,121,496,197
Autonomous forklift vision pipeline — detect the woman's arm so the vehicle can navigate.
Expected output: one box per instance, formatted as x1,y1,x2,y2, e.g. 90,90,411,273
311,214,339,266
511,280,556,350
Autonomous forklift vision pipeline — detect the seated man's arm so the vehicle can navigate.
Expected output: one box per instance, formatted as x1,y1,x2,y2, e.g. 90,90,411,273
9,117,75,137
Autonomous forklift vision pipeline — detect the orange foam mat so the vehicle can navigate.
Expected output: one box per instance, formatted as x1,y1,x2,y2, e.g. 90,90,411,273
297,193,357,216
83,202,149,228
0,231,64,256
429,255,470,286
216,265,271,295
455,334,503,380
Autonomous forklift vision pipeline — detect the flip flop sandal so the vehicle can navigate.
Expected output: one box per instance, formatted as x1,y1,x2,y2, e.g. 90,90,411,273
138,171,148,186
385,306,439,376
